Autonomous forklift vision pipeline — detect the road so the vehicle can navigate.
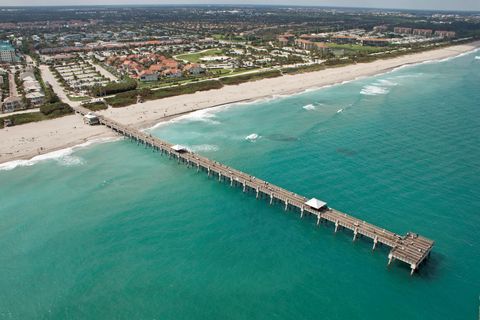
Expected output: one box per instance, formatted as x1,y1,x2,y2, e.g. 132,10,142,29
87,60,118,82
0,108,40,118
8,72,18,97
39,64,81,108
25,54,37,67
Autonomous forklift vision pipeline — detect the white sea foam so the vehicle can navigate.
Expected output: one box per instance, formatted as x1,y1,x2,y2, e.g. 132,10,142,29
188,144,219,152
150,48,479,131
377,79,398,87
176,108,221,125
390,48,480,73
475,56,480,60
302,104,316,111
391,73,423,79
0,137,117,171
435,48,480,63
149,104,235,130
0,147,83,171
360,85,389,96
245,133,260,141
360,77,400,96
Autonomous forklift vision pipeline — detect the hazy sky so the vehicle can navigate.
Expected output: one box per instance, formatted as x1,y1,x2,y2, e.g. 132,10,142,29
1,0,479,11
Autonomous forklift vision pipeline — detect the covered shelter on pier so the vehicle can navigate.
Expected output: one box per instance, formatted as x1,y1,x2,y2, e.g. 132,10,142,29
305,198,328,211
171,144,189,153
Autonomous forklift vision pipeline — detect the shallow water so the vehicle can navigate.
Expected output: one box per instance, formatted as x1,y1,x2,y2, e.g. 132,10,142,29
0,50,479,319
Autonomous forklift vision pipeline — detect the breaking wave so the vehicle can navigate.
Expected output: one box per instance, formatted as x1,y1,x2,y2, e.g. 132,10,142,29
0,137,117,171
245,133,260,141
302,104,316,111
360,78,398,96
377,79,398,87
0,148,83,171
391,73,423,79
360,85,390,96
174,108,221,125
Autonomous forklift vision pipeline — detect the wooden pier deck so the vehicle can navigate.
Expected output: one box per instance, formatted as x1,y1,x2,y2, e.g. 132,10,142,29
78,107,434,275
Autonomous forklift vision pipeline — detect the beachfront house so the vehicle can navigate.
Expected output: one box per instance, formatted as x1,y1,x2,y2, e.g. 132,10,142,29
2,97,24,113
25,92,45,107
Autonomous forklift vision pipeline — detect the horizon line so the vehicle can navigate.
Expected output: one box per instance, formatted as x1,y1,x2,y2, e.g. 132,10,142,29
0,4,479,13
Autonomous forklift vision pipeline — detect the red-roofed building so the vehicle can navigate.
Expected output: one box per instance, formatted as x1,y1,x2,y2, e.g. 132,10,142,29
412,29,433,37
434,30,456,38
148,64,164,72
331,35,357,44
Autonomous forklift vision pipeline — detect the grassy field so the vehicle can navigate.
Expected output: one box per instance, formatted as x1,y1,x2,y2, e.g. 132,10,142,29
326,43,387,53
0,103,74,129
83,101,108,111
67,95,90,101
1,112,49,129
105,70,284,108
106,80,224,108
176,49,225,63
225,68,261,77
211,34,246,42
138,68,232,90
219,70,282,85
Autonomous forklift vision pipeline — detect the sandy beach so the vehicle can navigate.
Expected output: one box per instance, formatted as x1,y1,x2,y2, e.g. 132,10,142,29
1,41,479,165
0,115,113,164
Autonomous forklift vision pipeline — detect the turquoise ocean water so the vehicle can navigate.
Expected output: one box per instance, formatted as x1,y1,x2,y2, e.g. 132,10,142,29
1,51,479,319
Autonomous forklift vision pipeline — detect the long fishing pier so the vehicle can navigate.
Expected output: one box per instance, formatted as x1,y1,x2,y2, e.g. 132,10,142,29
80,107,434,275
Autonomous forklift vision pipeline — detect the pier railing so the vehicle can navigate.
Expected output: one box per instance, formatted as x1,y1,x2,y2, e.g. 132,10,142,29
77,106,434,275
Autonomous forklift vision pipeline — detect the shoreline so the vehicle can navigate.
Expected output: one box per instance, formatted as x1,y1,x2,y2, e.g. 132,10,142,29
0,135,120,171
0,115,115,166
1,41,479,166
99,41,480,130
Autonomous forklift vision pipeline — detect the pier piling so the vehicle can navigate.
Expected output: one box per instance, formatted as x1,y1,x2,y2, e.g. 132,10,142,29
77,106,434,276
